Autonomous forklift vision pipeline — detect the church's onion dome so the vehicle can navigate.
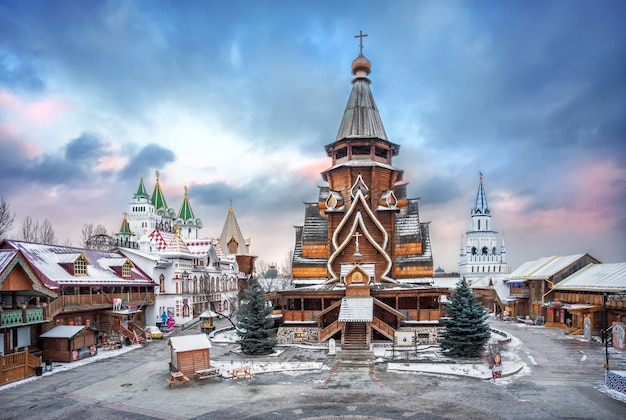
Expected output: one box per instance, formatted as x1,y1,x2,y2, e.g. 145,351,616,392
352,53,371,77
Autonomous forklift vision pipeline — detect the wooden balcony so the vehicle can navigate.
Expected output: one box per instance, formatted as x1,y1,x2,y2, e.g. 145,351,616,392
45,292,155,320
282,310,317,322
0,308,45,328
404,309,443,322
509,287,530,297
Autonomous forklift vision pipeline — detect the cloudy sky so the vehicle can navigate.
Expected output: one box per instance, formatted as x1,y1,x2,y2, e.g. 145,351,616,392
1,0,624,272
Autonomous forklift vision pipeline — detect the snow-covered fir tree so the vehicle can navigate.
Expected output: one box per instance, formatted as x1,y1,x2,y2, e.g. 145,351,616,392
237,282,276,355
439,277,490,358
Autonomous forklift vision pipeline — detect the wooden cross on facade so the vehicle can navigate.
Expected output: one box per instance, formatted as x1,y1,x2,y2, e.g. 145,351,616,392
354,30,368,54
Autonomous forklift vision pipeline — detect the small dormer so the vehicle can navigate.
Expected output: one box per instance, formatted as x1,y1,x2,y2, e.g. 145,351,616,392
57,253,91,276
101,257,135,278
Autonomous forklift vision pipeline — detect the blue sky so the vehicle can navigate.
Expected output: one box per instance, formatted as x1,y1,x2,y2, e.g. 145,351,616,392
1,0,624,271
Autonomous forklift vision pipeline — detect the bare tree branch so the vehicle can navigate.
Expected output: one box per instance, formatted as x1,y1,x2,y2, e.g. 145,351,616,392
0,197,15,240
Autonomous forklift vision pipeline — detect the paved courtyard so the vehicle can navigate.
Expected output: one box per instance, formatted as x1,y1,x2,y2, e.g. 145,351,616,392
1,320,624,419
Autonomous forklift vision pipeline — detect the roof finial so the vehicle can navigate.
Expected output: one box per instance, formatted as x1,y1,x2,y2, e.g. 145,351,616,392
355,30,368,55
184,185,188,195
479,171,483,184
156,170,160,181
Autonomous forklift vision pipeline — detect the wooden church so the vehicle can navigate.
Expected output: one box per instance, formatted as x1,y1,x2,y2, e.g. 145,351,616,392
272,37,450,350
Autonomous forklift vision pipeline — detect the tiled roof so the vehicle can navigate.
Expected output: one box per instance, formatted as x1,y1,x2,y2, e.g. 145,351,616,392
302,203,328,243
163,233,192,255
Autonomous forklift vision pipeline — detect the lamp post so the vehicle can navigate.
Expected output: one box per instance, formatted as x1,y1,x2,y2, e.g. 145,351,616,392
603,291,609,370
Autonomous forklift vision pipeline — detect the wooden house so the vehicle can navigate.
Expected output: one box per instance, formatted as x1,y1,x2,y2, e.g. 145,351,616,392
503,254,600,324
39,325,99,362
168,334,211,376
551,262,626,335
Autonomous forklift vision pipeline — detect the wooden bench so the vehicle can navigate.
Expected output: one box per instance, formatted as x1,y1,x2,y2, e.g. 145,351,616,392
167,371,190,388
194,368,221,380
228,366,254,379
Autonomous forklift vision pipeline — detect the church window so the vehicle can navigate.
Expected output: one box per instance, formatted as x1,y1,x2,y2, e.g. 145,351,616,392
471,267,474,272
493,247,497,254
352,145,371,156
159,274,165,293
482,247,488,255
488,266,490,272
486,220,489,230
478,220,481,230
335,147,348,160
374,146,388,159
74,257,87,276
471,247,477,255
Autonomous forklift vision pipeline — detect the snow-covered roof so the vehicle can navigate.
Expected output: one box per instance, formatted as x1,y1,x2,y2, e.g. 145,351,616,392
553,263,626,293
0,249,17,271
40,325,94,339
505,254,587,282
338,297,373,322
470,274,510,303
1,240,154,289
168,334,211,352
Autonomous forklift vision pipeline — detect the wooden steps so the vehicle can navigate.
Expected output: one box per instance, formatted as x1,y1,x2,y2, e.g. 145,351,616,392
343,322,368,350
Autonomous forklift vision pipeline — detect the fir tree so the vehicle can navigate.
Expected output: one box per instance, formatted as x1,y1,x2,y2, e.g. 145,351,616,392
439,277,490,358
237,281,276,355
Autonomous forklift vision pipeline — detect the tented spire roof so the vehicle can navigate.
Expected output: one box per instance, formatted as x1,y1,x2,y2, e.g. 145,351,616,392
472,172,490,215
219,204,249,255
335,52,388,141
151,170,168,210
177,186,195,221
134,176,149,199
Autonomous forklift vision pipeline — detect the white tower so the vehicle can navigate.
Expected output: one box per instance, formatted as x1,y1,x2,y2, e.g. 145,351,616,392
127,175,160,238
459,173,508,278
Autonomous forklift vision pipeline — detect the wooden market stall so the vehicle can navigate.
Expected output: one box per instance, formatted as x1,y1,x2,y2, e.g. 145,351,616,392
39,325,99,363
198,310,220,333
167,334,211,377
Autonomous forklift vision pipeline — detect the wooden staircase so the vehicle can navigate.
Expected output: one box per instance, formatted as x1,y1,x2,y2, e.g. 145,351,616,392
342,322,368,350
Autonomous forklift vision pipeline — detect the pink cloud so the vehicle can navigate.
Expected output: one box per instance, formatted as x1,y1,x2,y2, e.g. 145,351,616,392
0,90,68,126
295,157,329,182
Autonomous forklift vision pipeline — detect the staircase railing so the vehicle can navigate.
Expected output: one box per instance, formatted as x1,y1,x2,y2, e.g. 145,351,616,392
319,320,342,342
371,317,395,341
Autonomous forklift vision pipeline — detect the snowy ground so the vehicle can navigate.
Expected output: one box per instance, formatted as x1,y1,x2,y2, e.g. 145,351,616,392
3,324,626,405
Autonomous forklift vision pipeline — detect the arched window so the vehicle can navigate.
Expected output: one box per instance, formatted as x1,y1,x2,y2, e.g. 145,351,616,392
159,274,165,293
478,220,481,230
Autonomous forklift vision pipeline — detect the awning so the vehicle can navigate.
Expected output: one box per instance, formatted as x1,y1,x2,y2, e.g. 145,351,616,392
338,297,373,322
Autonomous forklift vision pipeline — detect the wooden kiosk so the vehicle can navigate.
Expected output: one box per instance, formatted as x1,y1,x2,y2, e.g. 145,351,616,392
40,325,99,363
167,334,215,382
199,310,220,333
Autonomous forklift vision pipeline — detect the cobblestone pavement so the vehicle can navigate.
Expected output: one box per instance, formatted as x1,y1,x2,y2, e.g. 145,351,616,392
0,320,624,419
